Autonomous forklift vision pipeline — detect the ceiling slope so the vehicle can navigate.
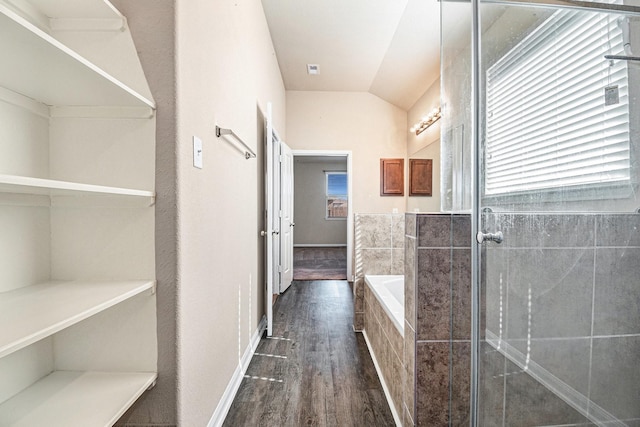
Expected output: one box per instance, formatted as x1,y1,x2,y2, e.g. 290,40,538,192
262,0,441,110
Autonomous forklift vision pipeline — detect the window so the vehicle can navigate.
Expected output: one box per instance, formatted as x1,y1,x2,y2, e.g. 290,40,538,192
326,172,348,219
485,10,630,196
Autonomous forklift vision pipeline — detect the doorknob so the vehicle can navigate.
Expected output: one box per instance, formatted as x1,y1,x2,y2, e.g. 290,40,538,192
260,230,266,237
476,231,503,244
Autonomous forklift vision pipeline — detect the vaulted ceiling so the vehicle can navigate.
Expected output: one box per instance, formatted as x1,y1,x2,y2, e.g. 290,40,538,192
261,0,441,111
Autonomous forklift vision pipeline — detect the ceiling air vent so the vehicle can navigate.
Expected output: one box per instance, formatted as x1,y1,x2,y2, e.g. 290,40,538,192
306,64,320,75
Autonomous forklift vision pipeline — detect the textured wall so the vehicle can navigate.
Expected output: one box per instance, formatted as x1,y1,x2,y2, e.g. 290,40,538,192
293,160,348,245
111,1,178,425
286,91,408,215
173,0,285,424
112,0,286,425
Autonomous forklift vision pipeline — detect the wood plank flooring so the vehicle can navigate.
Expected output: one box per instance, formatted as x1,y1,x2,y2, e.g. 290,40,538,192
223,280,395,427
293,247,347,281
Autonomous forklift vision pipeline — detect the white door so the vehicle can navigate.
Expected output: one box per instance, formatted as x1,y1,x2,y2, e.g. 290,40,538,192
264,103,278,336
279,142,294,293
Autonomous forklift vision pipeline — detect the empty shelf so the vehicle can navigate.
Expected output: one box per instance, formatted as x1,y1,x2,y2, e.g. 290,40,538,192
24,0,123,20
0,280,154,358
0,174,154,201
0,4,154,109
0,370,157,427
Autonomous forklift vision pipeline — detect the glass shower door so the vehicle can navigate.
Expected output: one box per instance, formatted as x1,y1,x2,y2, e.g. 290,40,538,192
474,1,640,425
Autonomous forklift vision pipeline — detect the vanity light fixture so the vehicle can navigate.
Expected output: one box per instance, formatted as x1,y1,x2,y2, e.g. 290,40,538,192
410,107,441,135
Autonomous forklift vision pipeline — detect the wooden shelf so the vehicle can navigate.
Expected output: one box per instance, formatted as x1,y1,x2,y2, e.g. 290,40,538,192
0,3,154,109
0,174,154,202
0,370,157,427
0,280,155,358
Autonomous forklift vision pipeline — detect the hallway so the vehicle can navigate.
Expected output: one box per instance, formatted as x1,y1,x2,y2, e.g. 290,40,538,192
293,247,347,281
223,280,395,426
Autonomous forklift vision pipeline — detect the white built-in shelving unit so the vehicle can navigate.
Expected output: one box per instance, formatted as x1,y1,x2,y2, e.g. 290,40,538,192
0,0,157,425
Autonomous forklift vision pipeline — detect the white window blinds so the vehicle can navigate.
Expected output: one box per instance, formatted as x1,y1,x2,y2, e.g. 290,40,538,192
485,10,630,196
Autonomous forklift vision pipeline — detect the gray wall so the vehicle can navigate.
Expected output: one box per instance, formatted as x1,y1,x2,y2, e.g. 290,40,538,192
111,1,177,424
293,159,347,246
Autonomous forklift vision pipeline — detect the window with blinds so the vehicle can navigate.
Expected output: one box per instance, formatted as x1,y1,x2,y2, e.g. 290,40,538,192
485,10,630,196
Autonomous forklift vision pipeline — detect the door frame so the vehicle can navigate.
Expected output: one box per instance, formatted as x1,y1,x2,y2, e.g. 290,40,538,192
291,150,354,281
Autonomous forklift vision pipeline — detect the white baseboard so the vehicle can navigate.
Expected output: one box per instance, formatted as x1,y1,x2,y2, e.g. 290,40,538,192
293,243,347,247
207,316,267,427
361,330,403,427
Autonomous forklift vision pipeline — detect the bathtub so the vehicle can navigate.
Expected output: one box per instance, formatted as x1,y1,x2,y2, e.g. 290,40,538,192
365,275,404,336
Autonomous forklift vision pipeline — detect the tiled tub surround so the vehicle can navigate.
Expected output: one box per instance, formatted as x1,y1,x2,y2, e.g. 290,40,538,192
404,213,472,426
364,277,405,424
353,213,405,331
482,212,640,426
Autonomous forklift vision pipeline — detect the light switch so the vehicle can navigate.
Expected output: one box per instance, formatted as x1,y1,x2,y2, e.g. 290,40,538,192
193,136,203,169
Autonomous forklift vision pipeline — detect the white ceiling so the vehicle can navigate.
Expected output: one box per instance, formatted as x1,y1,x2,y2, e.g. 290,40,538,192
261,0,441,111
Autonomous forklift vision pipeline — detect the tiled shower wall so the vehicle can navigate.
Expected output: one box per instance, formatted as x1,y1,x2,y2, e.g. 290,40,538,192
481,212,640,426
404,213,472,426
353,213,404,331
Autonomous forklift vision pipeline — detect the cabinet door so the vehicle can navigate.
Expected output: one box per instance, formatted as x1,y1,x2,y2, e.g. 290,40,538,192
380,158,404,196
409,159,433,196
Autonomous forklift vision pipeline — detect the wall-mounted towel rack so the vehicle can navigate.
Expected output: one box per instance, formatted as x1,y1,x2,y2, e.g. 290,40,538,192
215,126,257,159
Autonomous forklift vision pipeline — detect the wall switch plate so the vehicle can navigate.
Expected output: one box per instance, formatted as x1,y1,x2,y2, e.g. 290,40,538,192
193,136,203,169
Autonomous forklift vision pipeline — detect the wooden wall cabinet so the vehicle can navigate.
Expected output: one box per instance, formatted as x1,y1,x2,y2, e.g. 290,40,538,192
0,1,157,425
380,158,404,196
409,159,433,196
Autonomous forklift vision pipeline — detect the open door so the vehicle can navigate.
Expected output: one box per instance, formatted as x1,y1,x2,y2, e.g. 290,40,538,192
265,103,276,336
279,142,294,293
265,103,294,335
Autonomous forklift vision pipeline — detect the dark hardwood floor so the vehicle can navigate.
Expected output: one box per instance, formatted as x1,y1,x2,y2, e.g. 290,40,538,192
223,280,395,426
293,247,347,281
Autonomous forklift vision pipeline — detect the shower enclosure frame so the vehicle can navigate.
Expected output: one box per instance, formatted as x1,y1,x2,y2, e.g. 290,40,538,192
467,0,640,425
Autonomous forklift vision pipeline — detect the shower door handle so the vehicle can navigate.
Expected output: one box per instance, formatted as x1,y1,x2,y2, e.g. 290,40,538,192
476,231,503,244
